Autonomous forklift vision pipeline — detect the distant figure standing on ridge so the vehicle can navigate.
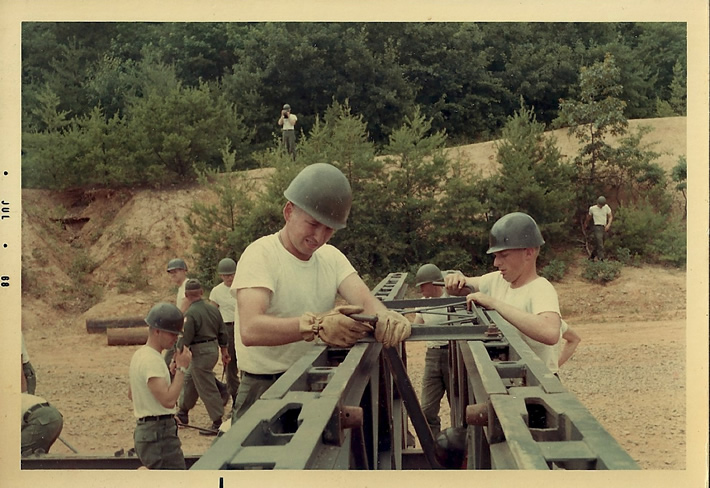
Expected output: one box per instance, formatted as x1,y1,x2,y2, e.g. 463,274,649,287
584,196,613,261
278,103,297,159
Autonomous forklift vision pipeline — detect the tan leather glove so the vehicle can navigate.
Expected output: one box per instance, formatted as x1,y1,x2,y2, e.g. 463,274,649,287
375,310,412,348
299,305,374,348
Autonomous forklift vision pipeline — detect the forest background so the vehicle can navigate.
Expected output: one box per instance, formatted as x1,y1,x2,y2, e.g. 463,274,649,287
21,22,688,290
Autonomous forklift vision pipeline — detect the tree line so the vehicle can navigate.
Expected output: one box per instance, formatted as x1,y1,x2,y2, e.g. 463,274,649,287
21,22,686,190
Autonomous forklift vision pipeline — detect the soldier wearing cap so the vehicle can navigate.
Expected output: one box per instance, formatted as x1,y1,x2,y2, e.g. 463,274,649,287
128,302,192,469
209,258,240,408
444,212,564,374
413,263,451,437
175,279,230,435
584,196,613,261
278,103,298,158
230,163,411,422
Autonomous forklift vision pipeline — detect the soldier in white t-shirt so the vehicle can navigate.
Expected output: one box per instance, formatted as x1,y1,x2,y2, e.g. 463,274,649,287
584,196,613,261
445,212,563,374
209,258,240,408
128,303,192,469
278,103,298,159
230,163,412,422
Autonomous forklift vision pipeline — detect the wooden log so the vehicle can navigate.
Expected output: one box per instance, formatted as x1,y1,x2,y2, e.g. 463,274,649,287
107,327,149,346
86,317,146,334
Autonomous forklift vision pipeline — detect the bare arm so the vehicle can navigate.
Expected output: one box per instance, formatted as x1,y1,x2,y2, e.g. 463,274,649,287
338,273,388,315
605,209,613,231
237,287,303,346
467,292,561,345
147,346,191,408
558,327,581,367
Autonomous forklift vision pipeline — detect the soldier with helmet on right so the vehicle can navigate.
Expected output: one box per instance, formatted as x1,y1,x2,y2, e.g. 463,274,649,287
444,212,564,375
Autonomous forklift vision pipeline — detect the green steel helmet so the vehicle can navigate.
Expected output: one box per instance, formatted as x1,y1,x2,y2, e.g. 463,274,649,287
167,258,187,272
487,212,545,254
217,258,237,275
415,263,444,287
283,163,353,230
597,196,607,205
145,302,184,334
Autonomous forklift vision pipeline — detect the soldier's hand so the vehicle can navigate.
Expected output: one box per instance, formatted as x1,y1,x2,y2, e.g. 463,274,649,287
444,272,470,296
299,305,374,348
375,310,411,348
174,345,192,368
220,346,231,365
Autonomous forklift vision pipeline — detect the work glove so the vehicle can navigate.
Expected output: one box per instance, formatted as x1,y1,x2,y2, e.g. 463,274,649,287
299,305,374,348
375,310,411,348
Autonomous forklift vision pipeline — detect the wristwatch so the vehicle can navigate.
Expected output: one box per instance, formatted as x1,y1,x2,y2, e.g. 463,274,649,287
176,366,189,375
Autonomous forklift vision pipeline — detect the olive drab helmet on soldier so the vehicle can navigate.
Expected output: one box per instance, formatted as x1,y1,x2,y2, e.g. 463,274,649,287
217,258,237,275
145,302,184,334
487,212,545,254
167,258,188,272
415,263,444,287
283,163,353,230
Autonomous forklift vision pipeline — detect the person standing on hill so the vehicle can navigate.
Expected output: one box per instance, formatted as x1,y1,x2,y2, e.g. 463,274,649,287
445,212,563,375
229,163,411,423
278,103,297,159
413,263,452,438
176,279,231,435
128,302,192,469
209,258,240,409
584,196,613,261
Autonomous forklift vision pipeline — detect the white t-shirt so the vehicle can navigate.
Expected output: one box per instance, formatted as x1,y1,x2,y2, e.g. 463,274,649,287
210,282,236,323
176,278,187,310
479,271,561,373
589,204,612,226
282,114,297,130
129,345,176,418
231,233,356,374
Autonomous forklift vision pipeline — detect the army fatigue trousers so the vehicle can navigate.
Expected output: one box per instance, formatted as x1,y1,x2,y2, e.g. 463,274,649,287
178,341,223,422
21,403,63,456
420,347,451,438
134,416,185,469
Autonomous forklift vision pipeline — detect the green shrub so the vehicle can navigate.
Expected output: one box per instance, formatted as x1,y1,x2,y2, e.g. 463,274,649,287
607,201,686,268
648,220,687,268
582,259,622,283
540,259,568,282
614,247,642,267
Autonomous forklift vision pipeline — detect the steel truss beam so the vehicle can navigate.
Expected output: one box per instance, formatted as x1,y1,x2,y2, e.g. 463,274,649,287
193,272,638,470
